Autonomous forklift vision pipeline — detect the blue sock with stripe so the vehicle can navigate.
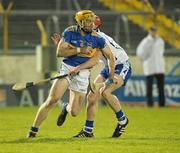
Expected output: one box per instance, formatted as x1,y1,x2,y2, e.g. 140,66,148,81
30,126,39,133
84,120,94,133
115,110,125,121
62,103,68,114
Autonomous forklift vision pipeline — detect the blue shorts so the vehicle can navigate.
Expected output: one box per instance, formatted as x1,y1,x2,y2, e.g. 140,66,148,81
100,61,132,85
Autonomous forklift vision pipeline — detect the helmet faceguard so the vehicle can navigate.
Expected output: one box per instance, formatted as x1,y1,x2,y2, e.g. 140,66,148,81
75,10,96,33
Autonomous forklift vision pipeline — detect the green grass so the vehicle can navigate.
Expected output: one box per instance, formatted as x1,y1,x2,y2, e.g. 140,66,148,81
0,106,179,153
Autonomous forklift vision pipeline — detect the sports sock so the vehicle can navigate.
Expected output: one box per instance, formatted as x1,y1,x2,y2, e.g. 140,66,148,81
30,126,39,133
115,110,125,121
84,120,94,133
62,103,68,114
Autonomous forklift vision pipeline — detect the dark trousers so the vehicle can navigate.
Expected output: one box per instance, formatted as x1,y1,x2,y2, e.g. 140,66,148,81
146,74,165,107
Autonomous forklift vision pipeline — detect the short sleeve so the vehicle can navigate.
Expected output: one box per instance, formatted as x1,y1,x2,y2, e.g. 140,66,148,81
61,29,72,44
98,37,106,49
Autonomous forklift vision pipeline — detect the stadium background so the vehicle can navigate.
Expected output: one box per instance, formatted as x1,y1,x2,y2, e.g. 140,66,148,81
0,1,179,153
0,0,179,106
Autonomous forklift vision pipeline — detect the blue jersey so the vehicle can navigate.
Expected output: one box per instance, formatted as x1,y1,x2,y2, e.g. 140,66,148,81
61,25,105,66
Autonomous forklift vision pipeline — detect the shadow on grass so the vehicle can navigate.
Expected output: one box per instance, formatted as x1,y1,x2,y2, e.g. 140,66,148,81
1,136,180,144
0,137,91,144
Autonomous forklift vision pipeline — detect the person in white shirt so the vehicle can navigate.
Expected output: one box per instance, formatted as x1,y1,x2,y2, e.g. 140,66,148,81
69,16,132,138
136,26,165,107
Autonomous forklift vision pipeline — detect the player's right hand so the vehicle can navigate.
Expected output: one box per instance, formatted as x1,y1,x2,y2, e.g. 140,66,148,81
69,66,80,77
80,46,93,54
51,33,61,46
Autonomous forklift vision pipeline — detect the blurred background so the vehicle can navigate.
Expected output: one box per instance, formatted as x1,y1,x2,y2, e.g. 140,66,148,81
0,0,179,107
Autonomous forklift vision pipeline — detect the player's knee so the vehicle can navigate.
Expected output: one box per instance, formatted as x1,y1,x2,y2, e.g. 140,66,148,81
70,108,79,117
45,96,58,107
87,99,96,108
102,89,110,99
88,93,97,104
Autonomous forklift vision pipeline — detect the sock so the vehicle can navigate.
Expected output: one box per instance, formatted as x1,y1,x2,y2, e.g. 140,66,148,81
30,126,39,133
62,103,68,114
83,120,94,134
115,110,125,122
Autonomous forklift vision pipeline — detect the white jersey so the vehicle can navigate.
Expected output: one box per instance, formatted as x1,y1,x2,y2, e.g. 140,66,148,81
96,29,129,65
136,34,165,75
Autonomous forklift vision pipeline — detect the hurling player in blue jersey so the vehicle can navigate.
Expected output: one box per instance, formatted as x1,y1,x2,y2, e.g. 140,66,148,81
71,16,132,138
27,10,116,138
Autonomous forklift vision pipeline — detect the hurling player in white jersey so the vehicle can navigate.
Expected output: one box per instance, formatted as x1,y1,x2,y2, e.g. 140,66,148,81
96,29,129,65
71,16,132,138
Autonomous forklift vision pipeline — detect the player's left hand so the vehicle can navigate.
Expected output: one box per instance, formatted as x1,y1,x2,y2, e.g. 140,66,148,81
69,66,80,77
51,33,61,46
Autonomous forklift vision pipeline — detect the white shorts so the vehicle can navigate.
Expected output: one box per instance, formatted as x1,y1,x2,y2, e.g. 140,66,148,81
59,62,90,94
100,60,132,85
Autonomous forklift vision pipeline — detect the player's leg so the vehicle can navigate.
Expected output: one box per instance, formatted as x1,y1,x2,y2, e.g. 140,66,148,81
67,90,86,116
102,61,131,137
27,78,69,138
102,76,124,110
57,89,87,125
57,69,90,126
74,75,105,137
57,90,86,126
56,91,70,126
102,76,128,137
87,75,106,120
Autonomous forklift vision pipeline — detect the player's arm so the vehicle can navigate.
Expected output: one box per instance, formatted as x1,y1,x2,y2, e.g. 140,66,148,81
78,50,101,69
101,44,115,80
52,33,91,57
69,51,102,76
56,38,80,57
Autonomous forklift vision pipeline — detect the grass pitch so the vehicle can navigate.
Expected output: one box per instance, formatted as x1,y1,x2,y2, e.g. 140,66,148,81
0,106,179,153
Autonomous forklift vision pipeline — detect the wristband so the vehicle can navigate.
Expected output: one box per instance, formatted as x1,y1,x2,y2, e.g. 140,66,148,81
77,48,80,53
104,79,113,86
